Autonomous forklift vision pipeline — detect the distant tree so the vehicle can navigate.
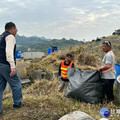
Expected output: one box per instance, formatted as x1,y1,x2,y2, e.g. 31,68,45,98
69,38,74,41
62,38,66,41
102,36,106,39
96,37,101,42
112,32,116,35
92,39,95,42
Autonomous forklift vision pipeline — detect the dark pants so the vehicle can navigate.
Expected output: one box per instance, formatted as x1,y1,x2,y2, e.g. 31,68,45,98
102,79,114,103
59,80,69,92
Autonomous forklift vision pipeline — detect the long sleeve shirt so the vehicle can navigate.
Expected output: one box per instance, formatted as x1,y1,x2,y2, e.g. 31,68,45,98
5,35,16,68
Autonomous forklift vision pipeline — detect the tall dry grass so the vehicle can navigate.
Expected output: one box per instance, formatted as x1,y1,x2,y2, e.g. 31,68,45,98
1,39,120,120
1,78,120,120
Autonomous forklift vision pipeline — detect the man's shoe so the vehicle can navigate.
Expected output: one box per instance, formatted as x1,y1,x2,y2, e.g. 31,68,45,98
13,102,24,109
0,110,6,115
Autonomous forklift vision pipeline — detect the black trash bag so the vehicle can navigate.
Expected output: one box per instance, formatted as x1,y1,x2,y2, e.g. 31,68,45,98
65,67,104,104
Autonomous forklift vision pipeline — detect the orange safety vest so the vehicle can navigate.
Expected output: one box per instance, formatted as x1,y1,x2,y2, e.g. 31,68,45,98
61,60,73,79
102,51,115,74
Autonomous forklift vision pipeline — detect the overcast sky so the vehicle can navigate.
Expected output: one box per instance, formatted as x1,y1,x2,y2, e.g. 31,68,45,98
0,0,120,41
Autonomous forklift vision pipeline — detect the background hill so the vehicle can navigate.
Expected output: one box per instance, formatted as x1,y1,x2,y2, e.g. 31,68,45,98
15,34,50,46
15,35,84,52
30,39,84,52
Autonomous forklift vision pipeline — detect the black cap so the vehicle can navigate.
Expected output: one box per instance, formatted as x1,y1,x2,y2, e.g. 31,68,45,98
102,40,111,47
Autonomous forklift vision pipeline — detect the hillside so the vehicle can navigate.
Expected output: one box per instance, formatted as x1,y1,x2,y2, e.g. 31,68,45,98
1,34,120,120
30,39,84,52
82,35,120,63
15,35,84,52
25,34,120,79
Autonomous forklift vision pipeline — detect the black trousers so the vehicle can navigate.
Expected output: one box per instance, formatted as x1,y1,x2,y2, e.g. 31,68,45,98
101,79,114,102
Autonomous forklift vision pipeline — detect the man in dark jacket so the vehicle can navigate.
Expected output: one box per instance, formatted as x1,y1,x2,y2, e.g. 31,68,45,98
0,22,23,115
